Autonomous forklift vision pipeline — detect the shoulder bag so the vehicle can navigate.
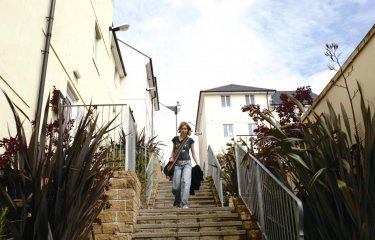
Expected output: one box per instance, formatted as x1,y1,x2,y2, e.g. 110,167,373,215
163,137,189,177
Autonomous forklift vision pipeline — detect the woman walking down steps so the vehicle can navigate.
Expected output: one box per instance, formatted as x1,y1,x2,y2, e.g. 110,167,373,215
168,122,199,209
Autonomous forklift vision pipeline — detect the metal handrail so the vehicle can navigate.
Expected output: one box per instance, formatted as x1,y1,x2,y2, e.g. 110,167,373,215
145,153,155,206
234,143,304,240
207,145,224,207
62,104,136,171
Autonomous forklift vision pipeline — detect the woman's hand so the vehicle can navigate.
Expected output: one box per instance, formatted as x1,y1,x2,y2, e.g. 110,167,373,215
169,157,174,162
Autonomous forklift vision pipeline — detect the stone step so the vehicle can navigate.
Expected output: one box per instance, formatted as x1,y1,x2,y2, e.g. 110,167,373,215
153,203,218,209
139,206,235,215
132,229,247,239
134,224,243,236
156,194,214,199
157,186,212,193
158,183,210,186
157,183,211,188
158,181,211,187
135,221,243,229
156,191,213,197
157,188,212,194
157,190,213,194
155,195,214,201
154,199,215,204
137,212,240,223
132,180,248,240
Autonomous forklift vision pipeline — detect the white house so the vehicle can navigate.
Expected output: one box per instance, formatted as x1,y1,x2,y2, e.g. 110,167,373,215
195,84,276,172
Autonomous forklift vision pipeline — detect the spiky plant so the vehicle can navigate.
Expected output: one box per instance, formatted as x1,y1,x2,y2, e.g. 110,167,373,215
217,140,240,198
255,83,375,239
239,44,374,239
0,91,117,239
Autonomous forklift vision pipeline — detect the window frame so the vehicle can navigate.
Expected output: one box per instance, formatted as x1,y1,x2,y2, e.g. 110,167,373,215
248,123,257,136
221,95,231,107
223,124,234,137
245,94,255,105
92,22,101,74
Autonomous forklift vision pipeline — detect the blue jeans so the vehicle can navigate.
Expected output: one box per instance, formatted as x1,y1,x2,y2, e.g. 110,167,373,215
172,161,192,207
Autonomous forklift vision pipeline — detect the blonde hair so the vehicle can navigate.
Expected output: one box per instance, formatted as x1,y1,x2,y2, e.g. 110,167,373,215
178,122,192,136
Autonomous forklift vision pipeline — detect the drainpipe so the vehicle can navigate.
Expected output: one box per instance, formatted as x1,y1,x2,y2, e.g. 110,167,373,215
34,0,57,168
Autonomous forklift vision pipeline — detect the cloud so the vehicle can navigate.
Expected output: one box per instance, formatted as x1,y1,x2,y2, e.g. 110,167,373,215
113,0,375,158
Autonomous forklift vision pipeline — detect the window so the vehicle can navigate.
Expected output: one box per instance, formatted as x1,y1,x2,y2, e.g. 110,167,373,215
245,94,255,105
221,96,231,107
64,87,79,123
92,22,101,74
223,124,234,137
248,123,257,135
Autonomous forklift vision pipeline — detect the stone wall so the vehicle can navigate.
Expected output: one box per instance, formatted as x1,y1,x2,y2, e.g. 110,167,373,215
146,154,163,209
232,197,262,240
206,176,222,207
93,171,141,240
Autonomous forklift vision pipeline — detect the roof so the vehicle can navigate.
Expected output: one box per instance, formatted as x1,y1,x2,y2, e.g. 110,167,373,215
271,91,319,105
195,84,276,130
202,84,276,93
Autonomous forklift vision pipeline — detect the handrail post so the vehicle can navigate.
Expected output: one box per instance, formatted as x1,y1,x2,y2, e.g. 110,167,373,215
256,164,265,232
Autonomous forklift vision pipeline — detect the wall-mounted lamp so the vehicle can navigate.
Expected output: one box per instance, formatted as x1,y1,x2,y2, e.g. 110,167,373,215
109,23,130,32
109,23,130,78
160,101,181,135
73,69,81,79
146,87,156,91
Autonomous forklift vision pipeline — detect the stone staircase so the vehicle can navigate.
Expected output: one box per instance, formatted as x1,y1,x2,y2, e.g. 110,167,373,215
132,179,248,239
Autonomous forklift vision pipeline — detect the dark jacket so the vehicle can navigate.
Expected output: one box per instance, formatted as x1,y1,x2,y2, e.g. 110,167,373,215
190,165,204,195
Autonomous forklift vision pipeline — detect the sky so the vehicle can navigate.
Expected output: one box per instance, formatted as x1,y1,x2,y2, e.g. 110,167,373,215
113,0,375,162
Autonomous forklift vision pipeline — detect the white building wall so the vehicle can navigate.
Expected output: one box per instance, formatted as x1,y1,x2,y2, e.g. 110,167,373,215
118,44,154,138
198,91,271,172
0,0,121,138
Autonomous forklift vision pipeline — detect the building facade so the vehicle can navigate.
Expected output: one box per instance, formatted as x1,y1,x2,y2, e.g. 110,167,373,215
195,84,275,172
0,0,158,142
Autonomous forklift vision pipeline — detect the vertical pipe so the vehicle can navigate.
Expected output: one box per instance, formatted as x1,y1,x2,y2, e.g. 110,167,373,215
34,0,57,170
175,110,178,135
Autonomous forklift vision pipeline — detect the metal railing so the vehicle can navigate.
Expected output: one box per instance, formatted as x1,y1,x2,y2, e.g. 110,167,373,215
235,134,256,151
62,103,137,171
234,143,304,240
207,145,224,207
145,153,155,206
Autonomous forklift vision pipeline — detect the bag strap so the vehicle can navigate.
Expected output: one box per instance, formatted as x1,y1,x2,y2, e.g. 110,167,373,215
172,136,189,160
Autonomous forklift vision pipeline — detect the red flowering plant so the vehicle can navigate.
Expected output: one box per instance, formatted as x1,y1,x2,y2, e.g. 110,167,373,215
241,86,314,170
0,87,117,239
